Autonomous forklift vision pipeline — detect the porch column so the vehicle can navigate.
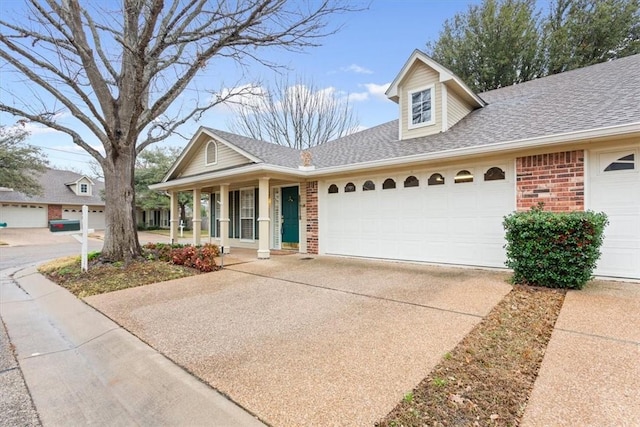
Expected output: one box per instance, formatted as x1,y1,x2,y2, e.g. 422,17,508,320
219,183,230,254
169,191,179,244
257,177,270,259
192,188,201,245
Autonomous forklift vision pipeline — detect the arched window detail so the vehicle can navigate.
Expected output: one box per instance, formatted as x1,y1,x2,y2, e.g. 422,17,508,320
484,167,505,181
382,178,396,189
328,184,339,194
428,173,445,185
362,180,375,191
344,182,356,193
205,141,218,165
404,175,419,188
604,153,635,171
454,170,473,184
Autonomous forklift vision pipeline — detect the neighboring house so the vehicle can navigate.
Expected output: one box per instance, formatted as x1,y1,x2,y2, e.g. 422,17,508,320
0,168,106,229
151,51,640,280
136,207,170,229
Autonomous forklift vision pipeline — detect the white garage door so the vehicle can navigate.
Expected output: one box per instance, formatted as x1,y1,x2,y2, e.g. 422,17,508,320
0,203,48,228
589,149,640,279
62,206,106,230
321,163,515,268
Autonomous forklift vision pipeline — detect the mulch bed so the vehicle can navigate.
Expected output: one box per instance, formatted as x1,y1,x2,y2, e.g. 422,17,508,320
377,285,565,426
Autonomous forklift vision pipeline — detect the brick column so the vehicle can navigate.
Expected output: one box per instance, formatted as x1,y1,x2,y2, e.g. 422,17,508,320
47,204,62,221
516,150,584,212
305,181,318,254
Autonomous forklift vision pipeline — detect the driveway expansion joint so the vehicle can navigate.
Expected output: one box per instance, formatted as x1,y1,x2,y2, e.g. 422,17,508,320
555,327,640,346
227,267,484,319
21,326,122,361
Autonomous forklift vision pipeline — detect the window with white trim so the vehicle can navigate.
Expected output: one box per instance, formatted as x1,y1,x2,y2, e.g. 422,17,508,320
408,85,435,128
240,189,254,240
205,141,218,165
79,183,88,193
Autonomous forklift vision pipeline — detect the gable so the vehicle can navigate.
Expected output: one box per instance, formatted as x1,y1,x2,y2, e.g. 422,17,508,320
398,62,442,140
170,131,255,180
387,50,484,141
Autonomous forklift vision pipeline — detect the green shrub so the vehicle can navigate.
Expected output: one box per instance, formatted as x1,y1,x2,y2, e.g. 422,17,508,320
503,205,608,289
142,242,185,262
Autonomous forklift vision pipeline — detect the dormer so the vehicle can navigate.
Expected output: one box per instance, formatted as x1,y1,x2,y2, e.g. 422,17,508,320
386,50,485,140
65,176,94,196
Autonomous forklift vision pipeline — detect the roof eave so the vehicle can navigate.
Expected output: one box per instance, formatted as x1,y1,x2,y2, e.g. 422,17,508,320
305,122,640,177
150,121,640,187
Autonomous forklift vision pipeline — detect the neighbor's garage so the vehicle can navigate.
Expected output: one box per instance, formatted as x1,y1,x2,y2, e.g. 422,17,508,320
62,206,106,230
589,148,640,279
320,162,515,268
0,203,47,228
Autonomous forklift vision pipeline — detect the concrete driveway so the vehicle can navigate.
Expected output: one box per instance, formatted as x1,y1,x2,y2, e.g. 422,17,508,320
87,254,511,426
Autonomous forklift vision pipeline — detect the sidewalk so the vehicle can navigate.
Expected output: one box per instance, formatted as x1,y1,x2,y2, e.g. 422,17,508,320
521,279,640,426
0,266,265,427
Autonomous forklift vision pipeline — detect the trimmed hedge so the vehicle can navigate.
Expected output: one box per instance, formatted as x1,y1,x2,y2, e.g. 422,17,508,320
503,205,608,289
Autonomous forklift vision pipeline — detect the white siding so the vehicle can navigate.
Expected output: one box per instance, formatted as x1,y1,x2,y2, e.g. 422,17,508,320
179,139,252,178
447,87,474,130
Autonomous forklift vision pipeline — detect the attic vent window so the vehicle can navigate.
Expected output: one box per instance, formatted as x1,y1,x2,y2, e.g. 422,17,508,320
80,183,88,193
409,85,434,128
205,141,218,165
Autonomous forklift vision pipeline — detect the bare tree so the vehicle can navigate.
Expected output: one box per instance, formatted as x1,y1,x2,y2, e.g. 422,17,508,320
0,0,355,261
228,76,359,149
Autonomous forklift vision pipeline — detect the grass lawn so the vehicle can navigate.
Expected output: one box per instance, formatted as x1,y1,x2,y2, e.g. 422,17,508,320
38,256,199,298
143,229,210,239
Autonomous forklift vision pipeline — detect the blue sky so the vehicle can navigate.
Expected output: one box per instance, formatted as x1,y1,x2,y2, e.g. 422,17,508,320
2,0,480,175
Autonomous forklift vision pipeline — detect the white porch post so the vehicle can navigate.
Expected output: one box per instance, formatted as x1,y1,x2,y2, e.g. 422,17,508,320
219,184,230,254
192,188,202,245
169,191,179,244
257,177,270,259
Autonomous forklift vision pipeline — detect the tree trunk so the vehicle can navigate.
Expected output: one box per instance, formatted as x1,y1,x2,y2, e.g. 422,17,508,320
101,147,142,262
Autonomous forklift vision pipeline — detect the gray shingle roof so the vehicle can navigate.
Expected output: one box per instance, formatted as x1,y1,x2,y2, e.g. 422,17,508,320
204,128,302,168
203,54,640,170
0,168,105,206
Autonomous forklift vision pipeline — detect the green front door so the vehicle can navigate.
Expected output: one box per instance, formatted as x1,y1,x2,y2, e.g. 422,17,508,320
281,186,299,249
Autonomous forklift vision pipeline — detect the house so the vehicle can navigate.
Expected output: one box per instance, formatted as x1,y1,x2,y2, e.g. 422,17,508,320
0,168,106,229
150,51,640,280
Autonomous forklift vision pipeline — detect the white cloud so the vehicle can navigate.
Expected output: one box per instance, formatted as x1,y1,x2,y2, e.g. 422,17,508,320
341,64,373,75
214,84,268,113
348,92,369,102
363,82,391,100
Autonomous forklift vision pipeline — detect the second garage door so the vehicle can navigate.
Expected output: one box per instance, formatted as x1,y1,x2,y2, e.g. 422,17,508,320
320,163,515,268
62,206,106,230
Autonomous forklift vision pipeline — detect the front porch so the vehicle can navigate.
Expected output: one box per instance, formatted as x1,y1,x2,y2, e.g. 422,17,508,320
166,176,313,259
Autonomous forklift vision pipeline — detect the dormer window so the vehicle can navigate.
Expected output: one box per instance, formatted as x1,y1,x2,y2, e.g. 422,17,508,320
80,183,88,193
409,84,435,129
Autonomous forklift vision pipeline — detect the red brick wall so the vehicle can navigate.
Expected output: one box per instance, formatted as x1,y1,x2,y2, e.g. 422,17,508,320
305,181,319,254
47,204,62,221
516,150,584,212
